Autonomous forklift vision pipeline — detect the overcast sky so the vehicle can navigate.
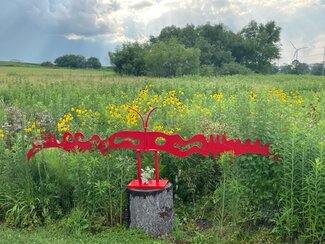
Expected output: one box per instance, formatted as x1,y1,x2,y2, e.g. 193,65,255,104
0,0,324,66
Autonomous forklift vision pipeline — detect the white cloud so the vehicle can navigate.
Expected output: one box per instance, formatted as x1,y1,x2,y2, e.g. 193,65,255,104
64,33,95,41
129,0,155,10
0,0,324,64
300,34,325,64
112,33,149,44
277,0,322,14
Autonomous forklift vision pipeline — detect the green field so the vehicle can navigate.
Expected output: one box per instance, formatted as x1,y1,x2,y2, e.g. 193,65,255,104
0,66,325,243
0,225,163,244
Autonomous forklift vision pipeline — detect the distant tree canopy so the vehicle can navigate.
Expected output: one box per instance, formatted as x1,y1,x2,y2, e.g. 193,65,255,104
54,54,101,69
109,21,282,76
310,63,324,75
55,54,86,68
279,61,325,76
279,60,311,75
40,61,54,67
86,57,102,69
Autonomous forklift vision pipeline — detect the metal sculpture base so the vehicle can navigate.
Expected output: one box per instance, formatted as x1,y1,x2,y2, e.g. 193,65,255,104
127,179,168,189
127,183,173,237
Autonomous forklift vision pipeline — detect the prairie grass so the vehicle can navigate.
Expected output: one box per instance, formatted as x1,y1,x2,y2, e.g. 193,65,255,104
0,224,163,244
0,66,324,242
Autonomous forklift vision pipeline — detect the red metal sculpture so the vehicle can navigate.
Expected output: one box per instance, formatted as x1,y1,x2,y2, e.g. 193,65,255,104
27,107,272,189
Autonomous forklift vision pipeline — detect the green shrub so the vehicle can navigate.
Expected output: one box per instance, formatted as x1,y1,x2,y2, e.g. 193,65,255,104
40,61,54,67
216,62,253,75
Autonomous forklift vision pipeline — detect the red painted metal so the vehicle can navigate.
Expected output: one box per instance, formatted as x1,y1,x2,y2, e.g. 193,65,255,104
154,150,159,184
26,107,272,189
136,150,142,185
127,179,168,189
27,131,271,160
127,149,167,189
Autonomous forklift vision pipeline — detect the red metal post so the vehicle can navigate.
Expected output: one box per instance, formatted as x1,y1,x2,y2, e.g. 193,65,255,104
154,150,159,185
136,150,142,185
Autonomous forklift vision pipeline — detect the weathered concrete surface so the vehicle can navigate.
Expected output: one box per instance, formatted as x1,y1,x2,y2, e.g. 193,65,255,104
128,183,173,237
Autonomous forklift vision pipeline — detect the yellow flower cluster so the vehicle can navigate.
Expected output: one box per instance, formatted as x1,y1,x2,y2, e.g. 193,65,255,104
72,108,100,119
289,91,304,105
131,85,157,113
295,97,303,105
107,104,122,122
106,103,138,126
162,90,186,113
249,91,257,101
153,124,164,131
149,94,160,105
270,87,288,103
153,124,180,135
0,129,4,137
132,88,149,110
24,121,42,133
57,108,100,132
195,104,211,116
212,92,223,102
268,88,304,106
57,112,73,132
125,109,138,126
106,84,186,129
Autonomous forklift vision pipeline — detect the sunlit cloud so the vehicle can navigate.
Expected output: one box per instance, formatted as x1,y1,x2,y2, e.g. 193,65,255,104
64,33,95,41
0,0,324,64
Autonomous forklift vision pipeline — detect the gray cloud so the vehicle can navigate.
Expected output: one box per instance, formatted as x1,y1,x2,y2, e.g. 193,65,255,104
5,0,122,37
0,0,324,64
130,0,154,10
53,0,119,36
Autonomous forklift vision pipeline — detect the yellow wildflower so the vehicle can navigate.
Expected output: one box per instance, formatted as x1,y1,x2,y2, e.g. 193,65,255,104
295,97,303,105
156,137,166,145
150,94,160,103
163,129,174,135
271,87,288,103
153,124,164,131
24,127,32,133
212,92,223,102
57,112,73,132
249,92,257,101
194,104,211,116
125,110,138,126
24,121,44,134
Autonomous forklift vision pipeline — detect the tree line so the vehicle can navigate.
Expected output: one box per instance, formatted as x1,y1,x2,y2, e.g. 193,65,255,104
279,60,324,75
109,21,282,77
41,55,102,69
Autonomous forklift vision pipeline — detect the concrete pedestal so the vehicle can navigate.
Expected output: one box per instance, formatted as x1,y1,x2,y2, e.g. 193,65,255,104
127,183,173,237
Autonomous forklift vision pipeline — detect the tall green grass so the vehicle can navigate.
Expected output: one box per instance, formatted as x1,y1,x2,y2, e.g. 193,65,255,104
0,68,324,241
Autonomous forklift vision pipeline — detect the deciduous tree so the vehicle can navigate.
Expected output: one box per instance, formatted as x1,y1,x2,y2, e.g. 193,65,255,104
86,57,101,69
54,54,86,68
240,21,281,73
144,39,200,77
109,43,146,76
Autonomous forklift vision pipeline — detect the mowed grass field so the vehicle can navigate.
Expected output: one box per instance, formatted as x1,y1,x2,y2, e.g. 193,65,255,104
0,65,325,242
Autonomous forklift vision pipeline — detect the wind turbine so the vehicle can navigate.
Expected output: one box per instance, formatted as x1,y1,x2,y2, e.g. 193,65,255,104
290,41,307,61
